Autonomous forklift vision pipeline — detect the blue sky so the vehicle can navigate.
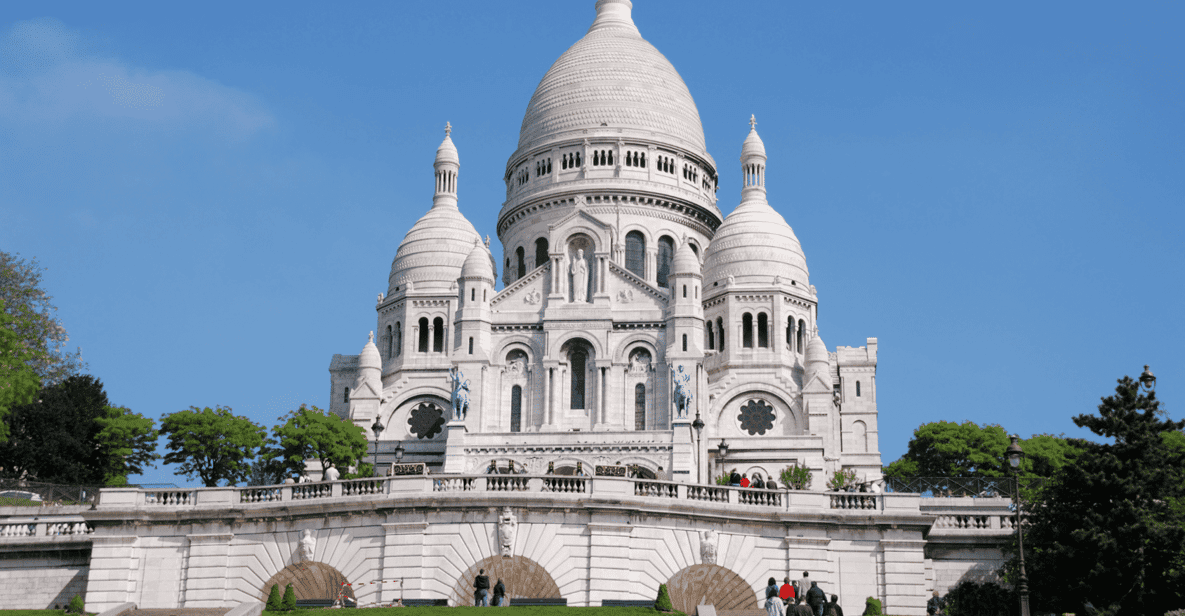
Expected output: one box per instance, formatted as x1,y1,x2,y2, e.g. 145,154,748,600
1,1,1181,487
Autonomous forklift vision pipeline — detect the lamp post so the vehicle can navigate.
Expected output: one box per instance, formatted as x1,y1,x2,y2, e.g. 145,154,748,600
394,441,405,467
1139,365,1157,394
371,419,384,476
692,411,705,484
1006,434,1030,616
717,439,730,482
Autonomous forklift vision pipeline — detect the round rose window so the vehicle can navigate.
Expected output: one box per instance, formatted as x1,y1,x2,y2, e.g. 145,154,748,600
737,399,776,435
408,402,445,439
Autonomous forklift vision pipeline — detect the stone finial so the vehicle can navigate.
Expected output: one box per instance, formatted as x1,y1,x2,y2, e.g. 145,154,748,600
485,235,491,247
445,121,452,136
368,331,374,344
749,114,757,130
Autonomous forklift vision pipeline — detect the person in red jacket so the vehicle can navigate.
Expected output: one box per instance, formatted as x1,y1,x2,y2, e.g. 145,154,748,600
779,576,796,606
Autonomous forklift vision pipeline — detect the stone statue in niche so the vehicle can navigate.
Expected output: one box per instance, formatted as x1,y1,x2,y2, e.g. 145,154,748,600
627,350,651,375
298,529,316,562
507,359,525,376
672,364,693,419
570,249,589,303
700,529,717,564
449,366,471,421
498,506,517,558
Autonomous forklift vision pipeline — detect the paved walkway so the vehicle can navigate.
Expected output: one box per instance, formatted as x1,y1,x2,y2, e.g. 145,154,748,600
127,609,229,616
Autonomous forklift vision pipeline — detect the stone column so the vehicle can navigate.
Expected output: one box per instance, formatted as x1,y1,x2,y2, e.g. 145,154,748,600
381,522,429,605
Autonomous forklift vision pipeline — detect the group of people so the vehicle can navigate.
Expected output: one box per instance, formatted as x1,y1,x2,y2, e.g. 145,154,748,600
729,469,778,490
473,569,507,606
765,572,843,616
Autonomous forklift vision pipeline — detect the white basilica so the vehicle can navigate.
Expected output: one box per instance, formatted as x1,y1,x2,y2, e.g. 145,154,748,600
329,0,881,487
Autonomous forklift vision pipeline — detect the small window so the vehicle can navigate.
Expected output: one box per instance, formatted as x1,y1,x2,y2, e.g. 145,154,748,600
535,237,549,270
483,290,487,302
682,334,688,352
797,319,806,352
343,387,350,403
706,322,714,350
682,285,687,298
394,322,402,357
717,317,725,350
515,247,526,280
656,236,675,287
856,381,862,397
432,317,444,353
470,288,475,302
757,313,769,348
742,313,753,348
625,231,646,277
418,317,429,353
468,337,474,355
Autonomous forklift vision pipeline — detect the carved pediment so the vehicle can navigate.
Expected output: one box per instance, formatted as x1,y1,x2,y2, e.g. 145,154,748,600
491,262,550,309
548,207,612,234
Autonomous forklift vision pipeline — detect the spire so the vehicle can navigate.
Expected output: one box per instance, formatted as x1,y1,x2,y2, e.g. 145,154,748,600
740,115,767,202
588,0,639,35
433,122,460,209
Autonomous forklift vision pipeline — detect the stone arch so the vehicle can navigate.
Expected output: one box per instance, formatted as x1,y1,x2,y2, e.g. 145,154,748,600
665,564,759,614
613,334,659,363
450,555,561,606
494,336,540,363
711,385,802,437
549,330,605,358
260,561,356,603
381,393,450,441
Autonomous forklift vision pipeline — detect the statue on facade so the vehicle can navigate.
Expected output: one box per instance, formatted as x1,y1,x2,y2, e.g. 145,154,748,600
298,529,316,562
570,249,588,303
449,366,471,421
672,364,693,418
700,529,717,564
498,506,517,558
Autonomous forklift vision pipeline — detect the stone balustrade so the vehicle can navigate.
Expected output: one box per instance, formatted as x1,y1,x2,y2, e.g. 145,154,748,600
0,517,93,541
920,496,1016,537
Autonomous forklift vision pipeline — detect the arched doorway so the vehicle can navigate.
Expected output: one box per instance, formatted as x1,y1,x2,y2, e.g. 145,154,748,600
260,562,356,603
665,564,758,614
451,555,561,606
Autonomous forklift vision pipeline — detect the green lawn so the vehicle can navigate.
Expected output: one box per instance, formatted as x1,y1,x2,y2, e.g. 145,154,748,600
264,608,677,616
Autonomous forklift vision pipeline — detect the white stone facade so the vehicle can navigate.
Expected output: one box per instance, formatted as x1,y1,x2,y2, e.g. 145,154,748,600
329,0,882,492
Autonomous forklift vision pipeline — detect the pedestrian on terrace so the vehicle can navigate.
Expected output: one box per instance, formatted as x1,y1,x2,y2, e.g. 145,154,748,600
493,579,506,606
474,569,490,606
765,577,785,616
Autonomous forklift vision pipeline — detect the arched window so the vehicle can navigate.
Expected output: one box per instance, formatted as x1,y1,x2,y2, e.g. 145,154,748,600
757,313,769,348
797,319,805,352
432,317,444,353
856,381,861,397
625,231,645,277
510,385,522,433
682,334,687,352
717,317,725,350
706,322,714,350
851,420,868,453
786,317,793,349
635,383,646,431
742,313,754,348
394,322,402,357
535,237,548,270
515,247,526,280
418,317,429,353
468,337,474,355
570,346,587,409
386,325,393,358
656,235,675,287
343,387,350,403
470,288,475,302
682,284,687,298
483,290,487,302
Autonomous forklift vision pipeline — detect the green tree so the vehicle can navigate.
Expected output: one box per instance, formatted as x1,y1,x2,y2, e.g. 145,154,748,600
281,583,296,611
1021,374,1185,615
0,302,41,441
265,584,282,611
0,375,113,484
268,404,367,480
161,406,266,487
0,252,85,386
884,420,1080,480
246,456,287,486
654,583,673,612
96,405,159,485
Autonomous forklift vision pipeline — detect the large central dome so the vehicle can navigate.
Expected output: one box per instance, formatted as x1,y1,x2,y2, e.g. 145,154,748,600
516,0,707,157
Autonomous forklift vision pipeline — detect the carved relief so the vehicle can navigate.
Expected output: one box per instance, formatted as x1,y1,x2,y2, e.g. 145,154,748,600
628,349,652,375
700,530,718,564
498,507,518,558
617,289,635,304
298,529,316,562
524,288,541,305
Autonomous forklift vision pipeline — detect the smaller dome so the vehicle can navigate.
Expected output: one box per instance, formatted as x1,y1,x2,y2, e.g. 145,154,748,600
461,241,495,281
670,240,700,277
359,331,381,370
435,123,458,166
805,331,828,367
741,118,766,160
703,200,808,287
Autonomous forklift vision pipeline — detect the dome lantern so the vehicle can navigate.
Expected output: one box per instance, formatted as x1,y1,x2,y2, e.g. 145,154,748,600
434,122,459,209
740,115,767,202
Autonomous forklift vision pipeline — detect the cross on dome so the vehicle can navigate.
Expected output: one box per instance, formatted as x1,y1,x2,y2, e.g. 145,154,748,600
445,122,452,136
750,115,757,130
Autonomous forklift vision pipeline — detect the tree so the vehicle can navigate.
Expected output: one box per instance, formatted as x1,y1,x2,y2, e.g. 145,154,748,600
0,302,41,441
96,405,159,485
281,583,296,611
884,420,1081,480
0,252,85,386
1021,374,1185,615
266,584,282,611
161,406,266,487
267,405,367,480
246,456,287,487
0,375,109,484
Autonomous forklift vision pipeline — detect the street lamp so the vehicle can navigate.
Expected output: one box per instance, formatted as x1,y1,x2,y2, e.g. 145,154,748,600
717,439,730,481
1006,434,1030,616
692,412,705,484
394,441,405,465
1140,365,1157,394
371,419,385,476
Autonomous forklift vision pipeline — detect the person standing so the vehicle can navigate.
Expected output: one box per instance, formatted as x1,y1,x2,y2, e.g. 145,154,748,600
806,581,826,616
926,591,943,615
796,572,811,604
765,577,786,616
792,597,814,616
493,579,506,606
779,577,795,607
730,469,741,486
824,594,843,616
323,463,340,482
474,569,490,606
